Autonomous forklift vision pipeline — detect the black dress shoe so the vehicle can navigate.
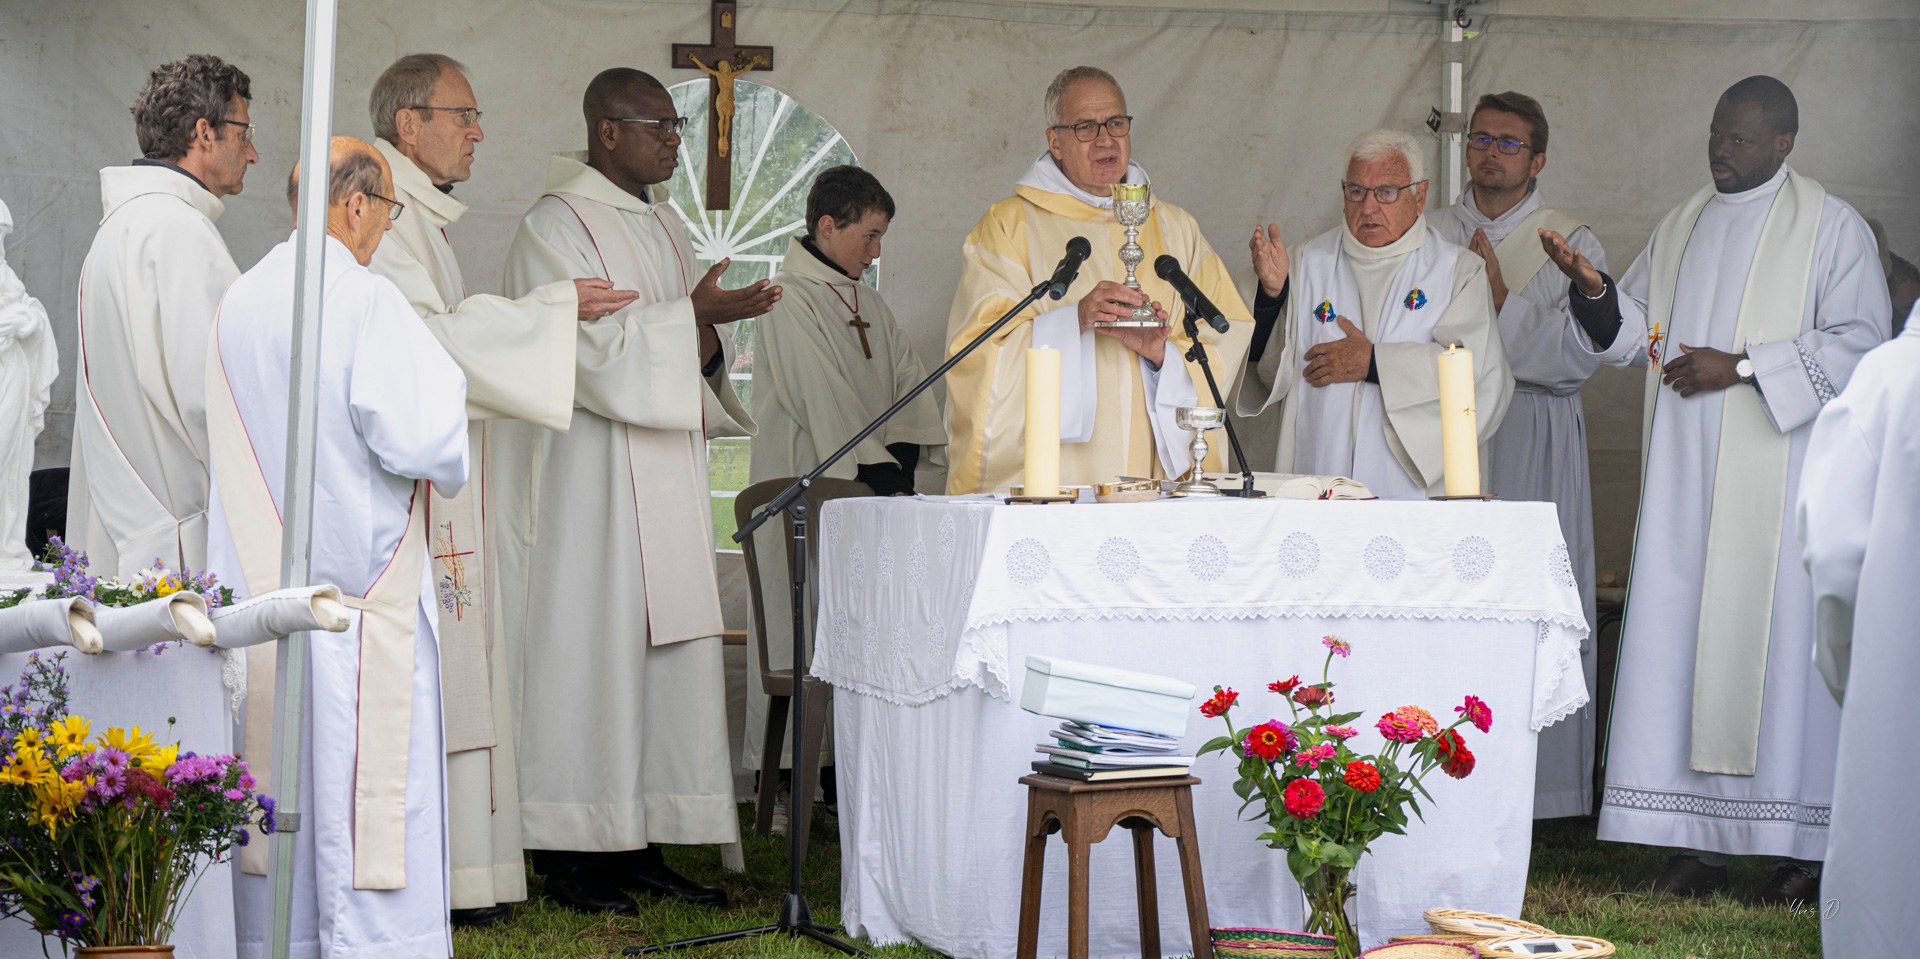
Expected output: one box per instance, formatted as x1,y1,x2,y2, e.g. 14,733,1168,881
450,904,512,928
544,872,641,915
1650,853,1729,897
1758,864,1820,908
626,851,729,908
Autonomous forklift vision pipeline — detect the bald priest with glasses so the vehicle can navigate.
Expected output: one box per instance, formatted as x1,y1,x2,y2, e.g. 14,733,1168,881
1238,129,1511,499
945,66,1254,493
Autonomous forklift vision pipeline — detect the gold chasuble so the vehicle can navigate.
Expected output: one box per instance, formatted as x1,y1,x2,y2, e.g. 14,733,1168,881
945,158,1252,493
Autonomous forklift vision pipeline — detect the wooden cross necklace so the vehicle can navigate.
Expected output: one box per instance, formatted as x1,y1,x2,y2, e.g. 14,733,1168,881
826,283,872,359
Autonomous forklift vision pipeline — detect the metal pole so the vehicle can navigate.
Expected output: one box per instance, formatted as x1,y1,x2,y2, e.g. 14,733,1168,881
1440,7,1467,202
267,0,338,955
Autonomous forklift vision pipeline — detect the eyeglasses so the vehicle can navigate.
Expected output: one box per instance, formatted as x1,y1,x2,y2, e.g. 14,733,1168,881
607,116,689,137
216,118,256,142
410,105,483,128
1341,181,1424,204
1466,133,1532,156
1049,115,1133,142
363,190,406,221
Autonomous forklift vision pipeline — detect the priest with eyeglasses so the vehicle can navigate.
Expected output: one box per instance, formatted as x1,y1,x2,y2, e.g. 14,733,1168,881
1238,129,1511,499
944,65,1252,493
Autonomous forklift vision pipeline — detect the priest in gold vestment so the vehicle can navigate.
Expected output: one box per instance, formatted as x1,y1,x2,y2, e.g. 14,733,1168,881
945,66,1252,493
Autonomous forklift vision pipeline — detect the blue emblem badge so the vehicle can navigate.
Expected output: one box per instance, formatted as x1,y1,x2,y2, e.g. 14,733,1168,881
1404,288,1428,311
1314,300,1336,323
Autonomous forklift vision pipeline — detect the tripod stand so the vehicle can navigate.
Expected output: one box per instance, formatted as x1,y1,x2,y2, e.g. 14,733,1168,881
631,259,1079,955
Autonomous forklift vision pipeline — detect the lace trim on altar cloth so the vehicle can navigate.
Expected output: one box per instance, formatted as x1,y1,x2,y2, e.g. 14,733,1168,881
815,604,1591,727
1797,339,1838,404
1603,786,1831,827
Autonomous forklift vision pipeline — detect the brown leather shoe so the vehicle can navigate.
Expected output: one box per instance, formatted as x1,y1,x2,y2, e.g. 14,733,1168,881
1650,853,1729,897
1758,865,1820,908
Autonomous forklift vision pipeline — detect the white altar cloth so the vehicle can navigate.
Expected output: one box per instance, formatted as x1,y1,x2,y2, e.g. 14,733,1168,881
813,496,1588,957
0,647,235,959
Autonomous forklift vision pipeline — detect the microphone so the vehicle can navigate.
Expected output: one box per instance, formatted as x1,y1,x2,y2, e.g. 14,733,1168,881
1043,236,1093,300
1153,254,1230,333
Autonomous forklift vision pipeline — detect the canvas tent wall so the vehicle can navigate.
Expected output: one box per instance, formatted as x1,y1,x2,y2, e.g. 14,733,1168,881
2,0,1915,579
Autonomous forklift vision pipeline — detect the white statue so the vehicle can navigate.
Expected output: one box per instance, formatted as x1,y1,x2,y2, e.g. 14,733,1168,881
0,199,60,573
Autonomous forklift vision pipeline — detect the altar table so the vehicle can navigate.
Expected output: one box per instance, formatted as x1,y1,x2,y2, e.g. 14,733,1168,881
811,495,1588,958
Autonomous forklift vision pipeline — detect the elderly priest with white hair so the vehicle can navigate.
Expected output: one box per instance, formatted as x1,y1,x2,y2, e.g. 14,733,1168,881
1544,75,1889,905
1238,129,1511,498
208,137,470,959
945,65,1253,493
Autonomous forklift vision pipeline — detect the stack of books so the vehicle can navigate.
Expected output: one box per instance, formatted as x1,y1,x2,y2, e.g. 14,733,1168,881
1031,721,1194,782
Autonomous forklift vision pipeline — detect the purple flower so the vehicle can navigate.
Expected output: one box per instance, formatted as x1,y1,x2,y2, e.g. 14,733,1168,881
55,910,85,940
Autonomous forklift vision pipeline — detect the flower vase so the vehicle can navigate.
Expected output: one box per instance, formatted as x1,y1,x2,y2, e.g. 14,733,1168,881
1301,867,1360,959
76,947,174,958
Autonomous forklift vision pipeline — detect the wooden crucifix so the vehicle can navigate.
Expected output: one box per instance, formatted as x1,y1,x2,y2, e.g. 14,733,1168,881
673,0,774,211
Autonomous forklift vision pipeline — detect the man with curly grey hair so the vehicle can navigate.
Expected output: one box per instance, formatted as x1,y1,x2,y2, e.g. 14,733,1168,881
1237,128,1511,499
67,53,258,582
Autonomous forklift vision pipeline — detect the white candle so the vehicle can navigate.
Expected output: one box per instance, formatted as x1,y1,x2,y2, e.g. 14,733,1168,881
1024,347,1062,497
1437,344,1480,496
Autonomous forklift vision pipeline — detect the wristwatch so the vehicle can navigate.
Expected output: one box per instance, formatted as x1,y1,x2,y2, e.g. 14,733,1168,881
1735,354,1757,386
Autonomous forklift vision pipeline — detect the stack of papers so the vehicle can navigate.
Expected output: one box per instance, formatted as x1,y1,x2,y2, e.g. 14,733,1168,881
1031,721,1194,782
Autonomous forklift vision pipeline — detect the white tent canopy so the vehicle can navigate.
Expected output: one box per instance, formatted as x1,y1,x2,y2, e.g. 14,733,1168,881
2,0,1916,580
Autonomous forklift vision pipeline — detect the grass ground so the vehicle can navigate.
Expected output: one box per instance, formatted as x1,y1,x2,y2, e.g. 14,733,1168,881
452,810,1822,957
709,437,753,546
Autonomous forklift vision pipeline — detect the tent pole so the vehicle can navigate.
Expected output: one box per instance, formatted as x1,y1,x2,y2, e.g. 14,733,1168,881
267,0,339,956
1440,8,1466,201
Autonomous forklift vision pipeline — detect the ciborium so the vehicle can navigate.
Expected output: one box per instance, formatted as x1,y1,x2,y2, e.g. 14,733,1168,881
1102,182,1163,328
1172,406,1225,497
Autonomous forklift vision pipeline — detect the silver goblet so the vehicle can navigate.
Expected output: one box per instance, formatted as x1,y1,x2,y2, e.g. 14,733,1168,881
1101,182,1163,328
1172,407,1225,497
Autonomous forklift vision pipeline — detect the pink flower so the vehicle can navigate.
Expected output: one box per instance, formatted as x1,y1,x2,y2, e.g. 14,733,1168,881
1325,725,1358,740
1293,743,1336,768
1393,705,1440,735
1283,777,1326,818
1321,635,1351,657
1455,695,1493,734
1376,712,1426,743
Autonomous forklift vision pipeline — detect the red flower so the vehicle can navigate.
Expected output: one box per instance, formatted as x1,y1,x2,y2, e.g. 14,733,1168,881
1436,728,1476,779
1269,675,1302,695
1283,777,1326,818
1244,721,1296,761
1200,687,1239,718
1455,695,1493,734
1292,685,1334,708
1344,761,1382,793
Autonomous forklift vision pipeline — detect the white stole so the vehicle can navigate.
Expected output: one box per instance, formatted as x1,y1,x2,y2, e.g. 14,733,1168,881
1289,232,1460,489
206,315,427,890
541,192,725,646
1641,171,1824,775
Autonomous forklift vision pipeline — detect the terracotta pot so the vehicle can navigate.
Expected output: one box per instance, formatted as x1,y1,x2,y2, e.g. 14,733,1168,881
75,947,174,958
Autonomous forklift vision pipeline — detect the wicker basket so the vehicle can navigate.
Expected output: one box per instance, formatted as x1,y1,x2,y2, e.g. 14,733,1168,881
1209,926,1339,957
1474,934,1615,958
1359,942,1481,958
1421,908,1557,939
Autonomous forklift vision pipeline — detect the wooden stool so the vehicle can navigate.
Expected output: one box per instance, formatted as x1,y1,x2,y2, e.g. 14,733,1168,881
1016,773,1212,959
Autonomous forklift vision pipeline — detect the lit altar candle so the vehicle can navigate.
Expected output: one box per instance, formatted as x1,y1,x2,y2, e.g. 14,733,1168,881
1437,343,1480,496
1024,347,1062,497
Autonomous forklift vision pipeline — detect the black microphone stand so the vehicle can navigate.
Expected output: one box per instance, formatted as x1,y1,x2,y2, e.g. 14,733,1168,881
1181,306,1265,498
631,275,1064,956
